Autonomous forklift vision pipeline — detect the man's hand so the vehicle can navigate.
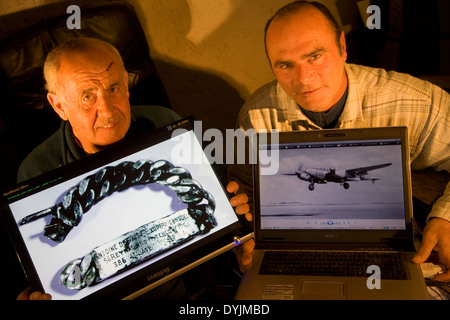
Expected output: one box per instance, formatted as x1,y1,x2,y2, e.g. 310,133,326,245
227,181,252,221
227,181,255,271
17,287,52,300
236,238,255,272
413,218,450,281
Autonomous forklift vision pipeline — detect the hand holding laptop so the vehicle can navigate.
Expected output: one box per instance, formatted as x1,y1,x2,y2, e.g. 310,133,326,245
413,218,450,282
227,181,256,272
16,287,51,300
236,238,255,272
227,181,252,222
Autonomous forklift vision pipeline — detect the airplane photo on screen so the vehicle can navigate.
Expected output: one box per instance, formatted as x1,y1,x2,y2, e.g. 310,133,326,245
258,141,405,225
285,162,392,191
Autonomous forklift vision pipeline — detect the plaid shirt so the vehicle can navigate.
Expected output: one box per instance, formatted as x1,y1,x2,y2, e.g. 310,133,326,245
235,63,450,221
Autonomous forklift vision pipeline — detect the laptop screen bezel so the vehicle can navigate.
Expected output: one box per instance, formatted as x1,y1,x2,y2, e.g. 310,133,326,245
0,117,252,299
252,127,414,250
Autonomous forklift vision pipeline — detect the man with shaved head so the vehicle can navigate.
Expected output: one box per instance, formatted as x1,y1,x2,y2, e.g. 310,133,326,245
44,38,132,154
230,1,450,284
18,38,145,181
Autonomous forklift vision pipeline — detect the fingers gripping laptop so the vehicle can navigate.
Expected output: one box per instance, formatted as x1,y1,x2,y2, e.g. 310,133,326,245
235,127,429,300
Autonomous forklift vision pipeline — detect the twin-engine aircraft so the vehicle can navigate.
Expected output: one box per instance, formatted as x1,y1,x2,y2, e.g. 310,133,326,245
285,163,392,191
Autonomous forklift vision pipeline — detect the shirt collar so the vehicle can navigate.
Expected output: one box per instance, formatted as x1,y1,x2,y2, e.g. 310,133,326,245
63,118,147,161
299,85,348,128
63,121,87,161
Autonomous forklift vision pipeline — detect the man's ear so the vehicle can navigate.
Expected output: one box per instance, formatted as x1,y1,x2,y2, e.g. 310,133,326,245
47,92,68,121
125,71,130,98
339,31,347,61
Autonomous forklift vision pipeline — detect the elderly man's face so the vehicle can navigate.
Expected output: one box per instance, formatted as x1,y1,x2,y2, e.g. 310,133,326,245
266,8,348,112
47,45,131,154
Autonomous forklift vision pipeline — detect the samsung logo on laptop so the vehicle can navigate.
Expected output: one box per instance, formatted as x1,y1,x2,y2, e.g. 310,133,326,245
324,234,339,239
146,266,171,282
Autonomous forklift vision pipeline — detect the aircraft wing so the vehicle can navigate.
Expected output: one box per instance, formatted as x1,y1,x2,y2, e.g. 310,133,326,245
345,163,392,177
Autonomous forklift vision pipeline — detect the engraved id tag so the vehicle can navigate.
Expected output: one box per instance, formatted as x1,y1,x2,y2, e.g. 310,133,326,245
60,209,202,290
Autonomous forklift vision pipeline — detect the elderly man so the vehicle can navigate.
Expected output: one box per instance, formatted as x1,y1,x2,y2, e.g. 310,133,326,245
16,37,249,299
230,1,450,282
17,37,180,181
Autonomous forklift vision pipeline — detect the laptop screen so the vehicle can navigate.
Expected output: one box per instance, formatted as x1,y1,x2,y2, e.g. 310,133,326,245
257,133,408,232
1,118,249,300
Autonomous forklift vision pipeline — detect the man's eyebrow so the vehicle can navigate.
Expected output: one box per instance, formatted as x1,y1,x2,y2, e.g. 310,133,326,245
273,59,294,68
108,81,122,89
273,47,329,67
81,87,95,95
301,47,327,59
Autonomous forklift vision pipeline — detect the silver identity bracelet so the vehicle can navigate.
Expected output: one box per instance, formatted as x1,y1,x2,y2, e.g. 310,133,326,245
19,159,216,290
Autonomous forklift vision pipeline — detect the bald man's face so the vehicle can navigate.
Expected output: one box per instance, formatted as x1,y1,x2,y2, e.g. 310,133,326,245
47,45,131,154
266,8,348,112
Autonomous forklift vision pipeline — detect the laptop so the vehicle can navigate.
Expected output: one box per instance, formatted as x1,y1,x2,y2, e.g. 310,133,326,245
0,117,252,300
235,126,429,300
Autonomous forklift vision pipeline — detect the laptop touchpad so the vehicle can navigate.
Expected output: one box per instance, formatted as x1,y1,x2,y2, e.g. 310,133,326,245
299,280,346,299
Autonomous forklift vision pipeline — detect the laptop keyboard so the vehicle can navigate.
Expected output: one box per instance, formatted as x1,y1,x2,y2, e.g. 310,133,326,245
259,251,407,280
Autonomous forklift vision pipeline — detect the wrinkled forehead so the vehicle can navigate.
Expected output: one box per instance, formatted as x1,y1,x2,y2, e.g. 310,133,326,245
61,44,125,73
58,48,126,89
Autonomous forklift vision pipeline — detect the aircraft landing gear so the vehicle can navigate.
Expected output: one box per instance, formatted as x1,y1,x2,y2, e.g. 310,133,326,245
308,183,315,191
343,182,350,189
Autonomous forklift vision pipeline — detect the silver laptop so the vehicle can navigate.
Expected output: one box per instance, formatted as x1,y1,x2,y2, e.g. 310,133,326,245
1,117,252,300
235,127,428,300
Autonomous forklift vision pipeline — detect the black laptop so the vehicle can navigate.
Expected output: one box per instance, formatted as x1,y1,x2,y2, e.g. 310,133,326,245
235,127,428,300
1,117,252,300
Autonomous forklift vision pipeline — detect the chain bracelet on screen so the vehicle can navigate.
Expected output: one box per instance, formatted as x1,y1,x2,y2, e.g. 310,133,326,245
19,159,217,243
